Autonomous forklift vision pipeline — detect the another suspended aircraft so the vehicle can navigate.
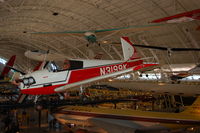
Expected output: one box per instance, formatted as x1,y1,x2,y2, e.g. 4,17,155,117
151,8,200,30
31,24,163,46
55,96,200,133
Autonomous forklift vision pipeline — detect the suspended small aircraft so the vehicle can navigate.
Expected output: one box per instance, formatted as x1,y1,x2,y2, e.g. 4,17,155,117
169,64,200,82
151,8,200,30
16,37,158,95
31,23,163,46
55,96,200,133
0,55,16,84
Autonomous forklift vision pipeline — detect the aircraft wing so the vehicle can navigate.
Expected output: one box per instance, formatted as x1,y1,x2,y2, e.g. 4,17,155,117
31,30,86,36
151,9,200,23
54,107,168,133
188,64,200,74
31,24,164,36
93,24,163,35
55,63,158,92
24,50,71,61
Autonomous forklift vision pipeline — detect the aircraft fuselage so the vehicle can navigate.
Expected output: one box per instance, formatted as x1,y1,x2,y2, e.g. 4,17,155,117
19,59,143,95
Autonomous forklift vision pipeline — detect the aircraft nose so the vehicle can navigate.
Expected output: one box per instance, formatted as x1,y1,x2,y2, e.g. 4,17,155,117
21,76,36,86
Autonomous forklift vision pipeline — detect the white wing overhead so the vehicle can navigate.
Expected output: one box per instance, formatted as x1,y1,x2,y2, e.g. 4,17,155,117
24,50,71,61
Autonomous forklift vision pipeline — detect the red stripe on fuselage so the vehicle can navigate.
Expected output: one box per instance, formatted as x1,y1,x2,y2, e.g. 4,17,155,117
68,60,143,84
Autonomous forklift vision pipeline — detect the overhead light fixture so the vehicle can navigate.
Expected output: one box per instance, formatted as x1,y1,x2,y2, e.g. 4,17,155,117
158,82,165,86
108,79,113,82
102,40,108,44
52,12,59,16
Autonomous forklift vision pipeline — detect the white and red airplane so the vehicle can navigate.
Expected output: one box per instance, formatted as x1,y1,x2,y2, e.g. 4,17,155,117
18,37,158,95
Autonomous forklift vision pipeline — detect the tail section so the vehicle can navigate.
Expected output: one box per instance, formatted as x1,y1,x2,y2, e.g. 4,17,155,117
121,37,139,61
181,96,200,117
0,55,16,79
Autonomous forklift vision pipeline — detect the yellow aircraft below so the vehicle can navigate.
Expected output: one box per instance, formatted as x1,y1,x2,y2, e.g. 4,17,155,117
55,97,200,133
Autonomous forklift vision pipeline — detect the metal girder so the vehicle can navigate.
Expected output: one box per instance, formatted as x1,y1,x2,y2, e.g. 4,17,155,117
111,45,123,60
101,46,114,60
56,37,89,59
170,26,196,63
0,0,17,13
78,0,126,26
182,27,200,62
138,36,160,63
0,35,55,51
8,5,105,29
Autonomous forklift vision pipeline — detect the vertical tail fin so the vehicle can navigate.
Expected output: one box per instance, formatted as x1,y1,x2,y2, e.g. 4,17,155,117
121,37,140,61
0,55,16,78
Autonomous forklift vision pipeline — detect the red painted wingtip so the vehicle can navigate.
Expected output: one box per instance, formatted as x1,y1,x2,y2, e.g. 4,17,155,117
151,9,200,23
1,55,16,77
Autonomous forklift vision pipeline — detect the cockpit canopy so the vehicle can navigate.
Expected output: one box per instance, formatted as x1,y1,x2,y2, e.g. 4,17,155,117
44,60,83,72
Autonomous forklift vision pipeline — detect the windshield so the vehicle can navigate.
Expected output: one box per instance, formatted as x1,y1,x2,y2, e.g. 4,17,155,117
44,61,60,72
44,60,83,72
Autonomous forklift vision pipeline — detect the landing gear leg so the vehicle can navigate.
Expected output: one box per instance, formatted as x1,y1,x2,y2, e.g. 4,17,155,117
80,85,83,95
57,93,64,100
34,95,40,103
